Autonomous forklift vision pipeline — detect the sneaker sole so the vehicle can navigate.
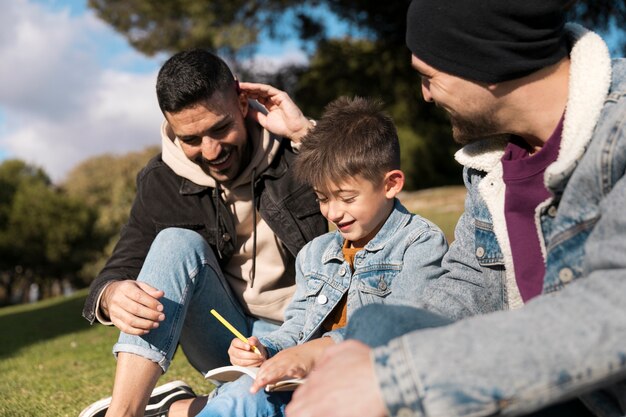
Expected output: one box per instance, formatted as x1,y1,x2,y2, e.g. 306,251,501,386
144,389,197,416
78,380,194,417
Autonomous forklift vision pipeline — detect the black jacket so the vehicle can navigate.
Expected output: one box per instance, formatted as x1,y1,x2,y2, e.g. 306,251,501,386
82,139,327,323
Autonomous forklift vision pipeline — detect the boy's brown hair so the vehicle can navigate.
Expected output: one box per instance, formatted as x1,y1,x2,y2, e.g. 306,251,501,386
295,96,401,190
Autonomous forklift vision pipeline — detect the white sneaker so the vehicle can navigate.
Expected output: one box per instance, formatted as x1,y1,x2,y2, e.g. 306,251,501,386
79,380,196,417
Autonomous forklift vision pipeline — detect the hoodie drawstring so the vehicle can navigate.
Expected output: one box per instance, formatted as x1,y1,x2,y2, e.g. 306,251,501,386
250,168,257,288
213,184,222,260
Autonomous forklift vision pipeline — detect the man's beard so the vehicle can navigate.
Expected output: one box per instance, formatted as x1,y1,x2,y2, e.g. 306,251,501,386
448,112,500,146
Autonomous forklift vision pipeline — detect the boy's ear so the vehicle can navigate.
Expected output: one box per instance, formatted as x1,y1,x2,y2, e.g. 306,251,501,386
383,170,405,199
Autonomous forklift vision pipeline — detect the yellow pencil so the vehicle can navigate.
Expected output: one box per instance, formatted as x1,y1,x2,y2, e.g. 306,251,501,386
210,309,262,355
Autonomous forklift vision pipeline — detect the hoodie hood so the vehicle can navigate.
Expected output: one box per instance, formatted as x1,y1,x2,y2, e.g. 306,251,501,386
159,101,294,322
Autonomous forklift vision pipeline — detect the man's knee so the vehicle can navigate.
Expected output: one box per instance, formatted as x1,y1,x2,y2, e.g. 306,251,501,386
346,305,454,348
152,227,208,253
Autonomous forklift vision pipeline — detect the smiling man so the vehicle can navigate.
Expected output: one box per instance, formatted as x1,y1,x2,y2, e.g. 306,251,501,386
80,49,327,417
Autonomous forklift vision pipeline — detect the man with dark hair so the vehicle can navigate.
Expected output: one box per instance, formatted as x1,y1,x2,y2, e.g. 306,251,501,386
286,1,626,416
79,49,327,417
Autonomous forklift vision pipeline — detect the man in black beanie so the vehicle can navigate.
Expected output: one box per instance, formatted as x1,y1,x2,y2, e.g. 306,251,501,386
287,1,626,416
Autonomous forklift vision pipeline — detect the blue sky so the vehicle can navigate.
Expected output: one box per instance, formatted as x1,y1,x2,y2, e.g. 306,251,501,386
0,0,351,181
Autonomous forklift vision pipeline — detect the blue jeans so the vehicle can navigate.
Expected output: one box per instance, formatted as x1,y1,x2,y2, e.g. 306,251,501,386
197,376,292,417
113,228,279,373
196,305,453,417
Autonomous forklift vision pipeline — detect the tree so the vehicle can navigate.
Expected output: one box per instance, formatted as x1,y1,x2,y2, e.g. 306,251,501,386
88,1,626,57
88,0,625,188
0,160,98,305
62,146,160,281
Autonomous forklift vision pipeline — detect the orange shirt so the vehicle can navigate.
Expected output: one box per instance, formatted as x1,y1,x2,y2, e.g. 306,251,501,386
322,241,362,332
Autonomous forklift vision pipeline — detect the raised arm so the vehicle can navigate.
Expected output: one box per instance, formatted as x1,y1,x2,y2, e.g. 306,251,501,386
239,82,314,143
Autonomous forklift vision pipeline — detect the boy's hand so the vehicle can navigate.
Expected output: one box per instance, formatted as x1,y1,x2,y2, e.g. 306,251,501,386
228,336,267,367
239,82,314,143
250,337,335,393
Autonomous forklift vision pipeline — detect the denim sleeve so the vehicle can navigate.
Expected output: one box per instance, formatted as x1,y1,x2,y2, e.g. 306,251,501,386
258,243,312,357
390,224,449,307
418,170,505,320
373,175,626,417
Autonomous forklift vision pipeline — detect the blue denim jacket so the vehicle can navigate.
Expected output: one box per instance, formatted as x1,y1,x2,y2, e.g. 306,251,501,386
374,24,626,417
259,199,448,356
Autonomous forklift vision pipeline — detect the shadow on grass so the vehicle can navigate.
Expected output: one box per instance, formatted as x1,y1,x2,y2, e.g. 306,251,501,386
0,290,93,359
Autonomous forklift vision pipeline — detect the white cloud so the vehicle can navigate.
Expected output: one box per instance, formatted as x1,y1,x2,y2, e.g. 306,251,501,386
241,46,308,74
0,1,315,183
0,0,163,182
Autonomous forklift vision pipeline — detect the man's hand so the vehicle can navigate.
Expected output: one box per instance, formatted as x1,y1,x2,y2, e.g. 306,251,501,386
100,280,165,335
228,336,268,367
239,82,314,143
286,340,388,417
250,338,333,394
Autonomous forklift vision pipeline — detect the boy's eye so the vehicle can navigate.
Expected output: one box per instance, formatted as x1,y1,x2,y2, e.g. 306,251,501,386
341,196,357,203
315,197,328,204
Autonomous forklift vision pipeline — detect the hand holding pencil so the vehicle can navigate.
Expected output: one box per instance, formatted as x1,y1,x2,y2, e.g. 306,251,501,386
210,309,267,366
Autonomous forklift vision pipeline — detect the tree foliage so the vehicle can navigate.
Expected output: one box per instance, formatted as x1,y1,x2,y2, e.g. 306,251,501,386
0,148,159,306
88,0,626,57
62,146,160,280
0,160,98,305
88,0,625,189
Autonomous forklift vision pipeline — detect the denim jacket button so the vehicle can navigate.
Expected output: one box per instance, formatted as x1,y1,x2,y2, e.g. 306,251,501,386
475,246,485,258
317,294,328,304
339,266,347,276
559,267,574,283
547,206,558,217
378,280,388,290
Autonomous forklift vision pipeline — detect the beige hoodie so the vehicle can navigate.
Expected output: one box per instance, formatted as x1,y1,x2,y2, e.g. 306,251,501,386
161,109,296,323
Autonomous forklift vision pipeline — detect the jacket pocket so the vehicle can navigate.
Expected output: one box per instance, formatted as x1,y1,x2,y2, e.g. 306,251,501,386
305,275,326,299
474,219,504,266
356,270,395,305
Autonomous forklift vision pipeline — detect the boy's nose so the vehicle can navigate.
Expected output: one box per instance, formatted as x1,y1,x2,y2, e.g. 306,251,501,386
326,202,343,223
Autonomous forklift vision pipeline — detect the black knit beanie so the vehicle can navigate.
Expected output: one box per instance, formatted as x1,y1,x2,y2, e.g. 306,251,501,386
406,0,569,83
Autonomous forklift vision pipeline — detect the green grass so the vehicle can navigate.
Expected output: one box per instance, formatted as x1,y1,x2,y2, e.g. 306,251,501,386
0,187,465,416
0,290,208,417
399,185,465,242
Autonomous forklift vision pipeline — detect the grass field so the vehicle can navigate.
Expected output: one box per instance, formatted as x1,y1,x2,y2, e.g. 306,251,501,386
0,186,465,417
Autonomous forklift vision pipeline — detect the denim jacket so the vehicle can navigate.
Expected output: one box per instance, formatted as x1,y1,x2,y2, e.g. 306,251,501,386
374,24,626,417
258,199,448,357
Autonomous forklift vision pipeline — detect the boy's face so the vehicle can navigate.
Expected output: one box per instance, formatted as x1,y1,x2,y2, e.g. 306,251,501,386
314,172,403,248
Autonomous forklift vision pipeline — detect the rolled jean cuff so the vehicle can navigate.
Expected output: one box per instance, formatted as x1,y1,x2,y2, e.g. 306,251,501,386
113,342,171,373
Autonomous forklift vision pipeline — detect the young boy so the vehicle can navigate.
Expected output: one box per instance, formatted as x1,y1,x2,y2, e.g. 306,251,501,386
191,96,448,416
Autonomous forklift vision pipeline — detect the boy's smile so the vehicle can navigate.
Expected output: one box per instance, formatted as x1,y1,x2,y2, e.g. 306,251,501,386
315,174,400,248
